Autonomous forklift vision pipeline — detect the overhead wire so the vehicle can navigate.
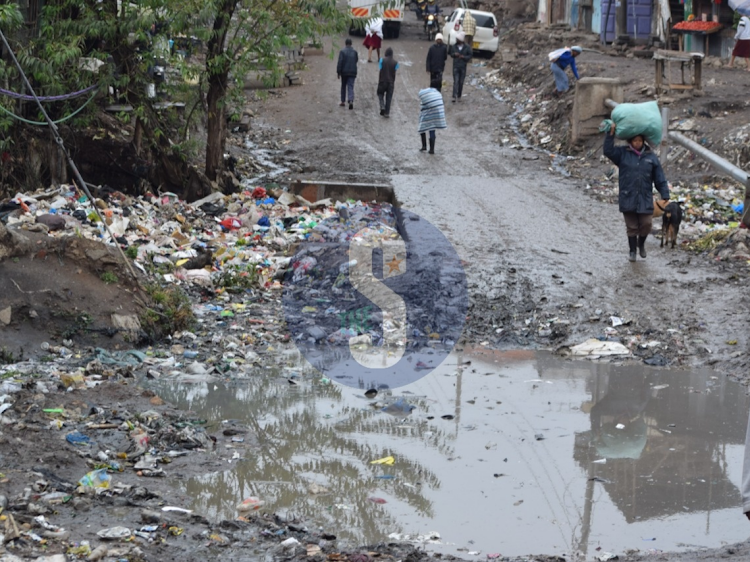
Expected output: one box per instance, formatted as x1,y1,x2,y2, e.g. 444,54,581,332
0,27,141,287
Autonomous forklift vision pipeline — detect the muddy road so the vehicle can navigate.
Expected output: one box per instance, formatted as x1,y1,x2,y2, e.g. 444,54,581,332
257,19,750,383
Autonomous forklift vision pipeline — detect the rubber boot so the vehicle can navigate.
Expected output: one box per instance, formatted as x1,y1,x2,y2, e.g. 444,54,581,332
628,236,637,262
637,235,647,258
420,133,427,152
428,138,435,154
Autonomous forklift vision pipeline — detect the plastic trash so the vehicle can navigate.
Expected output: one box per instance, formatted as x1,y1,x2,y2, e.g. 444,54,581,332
96,526,131,540
65,431,91,446
381,398,415,416
236,496,265,513
368,497,387,504
78,468,111,489
570,339,630,357
370,455,395,465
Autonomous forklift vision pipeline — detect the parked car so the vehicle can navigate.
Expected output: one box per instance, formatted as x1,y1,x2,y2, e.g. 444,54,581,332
441,8,499,56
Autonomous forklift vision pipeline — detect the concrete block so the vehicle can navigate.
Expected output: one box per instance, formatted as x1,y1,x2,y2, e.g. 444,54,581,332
572,77,624,142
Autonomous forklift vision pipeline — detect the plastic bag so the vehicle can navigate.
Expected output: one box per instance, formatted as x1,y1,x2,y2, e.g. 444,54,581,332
78,468,111,489
605,101,663,145
548,47,568,62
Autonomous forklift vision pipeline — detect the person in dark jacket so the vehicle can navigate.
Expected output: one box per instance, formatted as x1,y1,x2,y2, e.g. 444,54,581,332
604,122,670,262
337,38,358,110
448,32,472,103
426,33,447,91
377,47,399,118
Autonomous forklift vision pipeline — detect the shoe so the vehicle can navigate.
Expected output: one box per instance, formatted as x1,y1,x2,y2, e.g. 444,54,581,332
420,133,427,152
637,236,647,258
428,138,435,154
383,114,390,118
339,102,345,107
629,251,637,262
349,102,353,110
628,236,637,262
380,108,385,116
452,98,456,103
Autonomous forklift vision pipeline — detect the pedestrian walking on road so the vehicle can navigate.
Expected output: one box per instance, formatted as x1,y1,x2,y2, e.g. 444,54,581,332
426,33,448,91
730,15,750,70
364,17,383,63
418,87,446,155
549,45,581,95
337,38,358,110
462,10,476,47
377,47,399,118
603,122,670,262
449,32,472,103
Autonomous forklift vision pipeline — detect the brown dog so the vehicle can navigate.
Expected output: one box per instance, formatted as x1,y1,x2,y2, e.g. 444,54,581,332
652,197,669,218
660,201,683,249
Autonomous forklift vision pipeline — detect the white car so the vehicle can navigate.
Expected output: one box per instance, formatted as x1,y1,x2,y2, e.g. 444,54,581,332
442,8,499,56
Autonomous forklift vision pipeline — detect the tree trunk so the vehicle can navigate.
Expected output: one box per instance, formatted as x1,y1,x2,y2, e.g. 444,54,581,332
204,0,237,181
205,72,228,181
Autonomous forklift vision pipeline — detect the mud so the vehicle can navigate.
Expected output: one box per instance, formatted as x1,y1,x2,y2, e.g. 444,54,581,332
0,234,143,359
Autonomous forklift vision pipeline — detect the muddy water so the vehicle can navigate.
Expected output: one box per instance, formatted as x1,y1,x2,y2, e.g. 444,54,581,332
149,351,750,558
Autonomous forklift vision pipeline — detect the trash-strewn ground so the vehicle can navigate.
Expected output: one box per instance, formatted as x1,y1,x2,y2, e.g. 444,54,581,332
2,15,750,562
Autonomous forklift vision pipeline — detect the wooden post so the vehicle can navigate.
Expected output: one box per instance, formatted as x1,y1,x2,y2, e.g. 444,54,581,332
655,59,663,94
694,56,702,90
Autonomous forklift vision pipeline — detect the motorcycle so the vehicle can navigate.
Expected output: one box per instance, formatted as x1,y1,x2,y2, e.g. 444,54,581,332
424,13,439,41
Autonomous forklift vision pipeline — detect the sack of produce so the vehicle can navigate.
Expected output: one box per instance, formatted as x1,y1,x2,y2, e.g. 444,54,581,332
599,101,663,145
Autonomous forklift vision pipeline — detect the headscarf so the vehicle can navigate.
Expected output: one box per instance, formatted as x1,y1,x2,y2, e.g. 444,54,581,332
571,46,582,53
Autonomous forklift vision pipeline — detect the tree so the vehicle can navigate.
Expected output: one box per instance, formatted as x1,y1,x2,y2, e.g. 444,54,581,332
174,0,349,180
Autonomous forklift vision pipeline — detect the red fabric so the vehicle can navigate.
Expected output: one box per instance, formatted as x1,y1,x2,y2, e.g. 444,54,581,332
733,39,750,58
364,34,382,49
251,186,267,199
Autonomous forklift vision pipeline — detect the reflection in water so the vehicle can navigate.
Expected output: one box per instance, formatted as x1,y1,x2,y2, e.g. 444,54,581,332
571,363,746,554
149,351,750,557
152,355,453,547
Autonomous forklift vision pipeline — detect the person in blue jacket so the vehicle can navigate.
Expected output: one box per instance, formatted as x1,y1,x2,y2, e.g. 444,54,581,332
550,46,581,95
604,122,670,262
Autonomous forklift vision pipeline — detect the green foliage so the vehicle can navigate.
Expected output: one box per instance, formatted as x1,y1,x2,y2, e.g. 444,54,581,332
125,245,138,259
100,271,119,284
140,283,196,341
216,262,259,291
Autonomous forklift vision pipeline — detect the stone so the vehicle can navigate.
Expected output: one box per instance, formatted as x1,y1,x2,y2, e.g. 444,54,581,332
111,314,141,331
0,306,10,326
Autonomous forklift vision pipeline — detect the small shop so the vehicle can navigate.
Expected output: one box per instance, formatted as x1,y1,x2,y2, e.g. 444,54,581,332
668,0,741,57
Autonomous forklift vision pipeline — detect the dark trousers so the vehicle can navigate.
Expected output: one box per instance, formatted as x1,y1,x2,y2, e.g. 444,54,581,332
452,67,466,99
378,83,395,114
430,71,443,91
340,75,355,103
623,212,653,237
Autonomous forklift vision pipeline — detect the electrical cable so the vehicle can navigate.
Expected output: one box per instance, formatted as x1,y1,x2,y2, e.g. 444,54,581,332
0,88,98,125
0,27,141,286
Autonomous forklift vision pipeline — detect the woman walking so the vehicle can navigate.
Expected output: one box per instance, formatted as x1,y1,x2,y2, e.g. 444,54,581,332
603,123,670,262
418,87,446,154
364,17,384,63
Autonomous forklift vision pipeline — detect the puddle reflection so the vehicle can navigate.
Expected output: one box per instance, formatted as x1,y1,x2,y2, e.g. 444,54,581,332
149,350,750,557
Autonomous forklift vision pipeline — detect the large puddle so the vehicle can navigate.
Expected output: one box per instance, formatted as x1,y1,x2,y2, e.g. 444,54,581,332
148,350,750,558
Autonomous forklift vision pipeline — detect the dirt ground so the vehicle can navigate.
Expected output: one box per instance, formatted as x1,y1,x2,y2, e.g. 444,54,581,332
0,233,144,360
3,14,750,562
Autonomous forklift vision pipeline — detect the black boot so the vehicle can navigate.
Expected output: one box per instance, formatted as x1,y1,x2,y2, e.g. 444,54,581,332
428,138,435,154
420,133,427,152
628,236,637,262
637,235,647,258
